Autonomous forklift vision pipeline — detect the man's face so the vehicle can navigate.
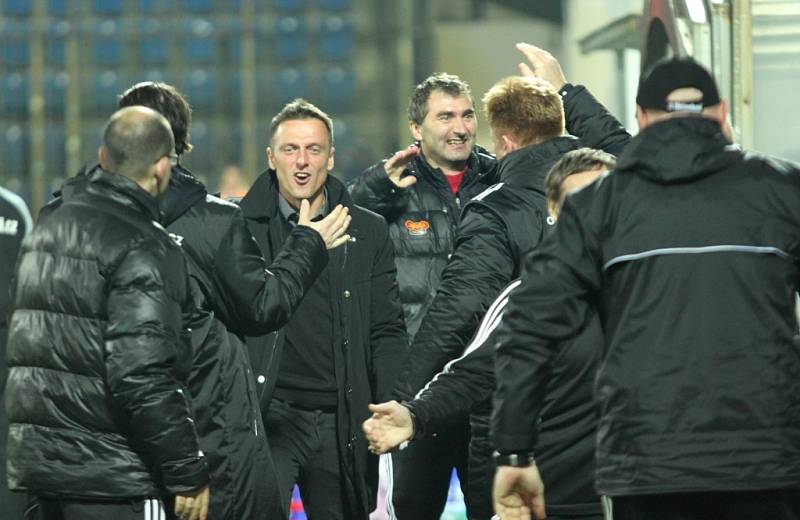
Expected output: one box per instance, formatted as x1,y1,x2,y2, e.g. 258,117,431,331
267,118,334,209
410,90,476,171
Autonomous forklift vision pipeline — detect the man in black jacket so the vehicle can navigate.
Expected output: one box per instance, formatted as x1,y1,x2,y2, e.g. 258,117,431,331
348,73,497,519
388,58,629,516
0,185,32,520
6,106,209,520
115,82,351,520
363,148,615,520
492,57,800,520
239,98,407,519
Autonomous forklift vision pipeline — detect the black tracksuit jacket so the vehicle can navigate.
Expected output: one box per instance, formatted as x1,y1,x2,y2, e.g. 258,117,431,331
493,116,800,496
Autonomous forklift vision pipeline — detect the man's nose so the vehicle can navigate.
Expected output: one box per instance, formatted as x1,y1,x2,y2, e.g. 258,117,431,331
296,149,309,167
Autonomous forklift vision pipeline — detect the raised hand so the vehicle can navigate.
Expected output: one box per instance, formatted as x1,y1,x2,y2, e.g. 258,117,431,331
384,145,420,189
174,484,210,520
298,199,352,250
516,43,567,91
362,400,414,454
493,465,546,520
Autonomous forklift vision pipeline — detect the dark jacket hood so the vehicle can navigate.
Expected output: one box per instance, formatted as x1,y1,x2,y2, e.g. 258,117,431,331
498,136,581,192
62,167,161,222
64,162,205,225
160,165,207,226
616,116,740,184
239,169,352,220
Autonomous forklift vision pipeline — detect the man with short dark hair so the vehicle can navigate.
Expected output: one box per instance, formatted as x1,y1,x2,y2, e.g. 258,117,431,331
492,56,800,520
239,98,407,519
348,72,498,520
6,106,210,520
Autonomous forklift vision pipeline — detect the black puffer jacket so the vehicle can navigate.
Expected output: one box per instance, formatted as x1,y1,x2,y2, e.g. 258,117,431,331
408,280,602,517
493,116,800,496
348,146,497,340
240,171,407,518
54,163,329,518
5,169,208,499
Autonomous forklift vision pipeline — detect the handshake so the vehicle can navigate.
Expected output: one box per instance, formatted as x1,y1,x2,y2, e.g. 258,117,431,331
362,401,416,455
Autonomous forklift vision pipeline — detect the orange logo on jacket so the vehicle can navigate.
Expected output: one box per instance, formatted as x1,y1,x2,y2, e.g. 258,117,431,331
404,219,430,236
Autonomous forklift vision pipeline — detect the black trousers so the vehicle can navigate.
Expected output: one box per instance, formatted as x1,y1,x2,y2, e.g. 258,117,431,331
605,489,800,520
389,414,472,520
35,497,174,520
265,398,350,520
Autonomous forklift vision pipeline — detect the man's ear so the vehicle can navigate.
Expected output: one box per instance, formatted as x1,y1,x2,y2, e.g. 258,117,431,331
327,147,335,171
635,105,648,130
267,147,275,170
500,134,517,155
98,146,107,169
410,121,422,142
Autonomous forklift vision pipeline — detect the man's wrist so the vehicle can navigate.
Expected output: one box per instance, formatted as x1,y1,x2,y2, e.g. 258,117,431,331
493,450,536,468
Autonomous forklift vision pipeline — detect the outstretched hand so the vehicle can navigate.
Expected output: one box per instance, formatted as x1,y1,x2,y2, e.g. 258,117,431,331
362,401,414,454
516,43,567,91
298,200,352,250
174,484,210,520
493,465,546,520
384,145,420,189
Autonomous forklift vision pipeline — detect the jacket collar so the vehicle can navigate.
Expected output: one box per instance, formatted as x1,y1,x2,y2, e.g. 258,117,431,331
497,136,580,190
159,164,207,226
64,167,162,221
412,144,497,187
239,169,352,221
616,116,740,184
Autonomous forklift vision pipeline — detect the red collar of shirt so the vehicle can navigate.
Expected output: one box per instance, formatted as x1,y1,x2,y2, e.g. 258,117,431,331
444,167,467,194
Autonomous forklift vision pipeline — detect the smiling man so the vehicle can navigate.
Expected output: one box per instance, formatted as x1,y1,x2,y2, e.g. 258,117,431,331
348,73,498,520
238,98,407,519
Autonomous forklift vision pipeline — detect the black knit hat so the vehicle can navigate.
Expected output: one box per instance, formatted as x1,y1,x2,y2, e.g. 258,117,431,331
636,56,720,113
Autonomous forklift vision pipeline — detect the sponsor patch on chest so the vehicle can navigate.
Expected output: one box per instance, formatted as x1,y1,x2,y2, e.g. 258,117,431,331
404,219,430,236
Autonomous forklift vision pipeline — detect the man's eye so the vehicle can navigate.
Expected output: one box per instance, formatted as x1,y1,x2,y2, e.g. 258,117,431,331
464,113,475,120
438,115,450,122
309,147,321,154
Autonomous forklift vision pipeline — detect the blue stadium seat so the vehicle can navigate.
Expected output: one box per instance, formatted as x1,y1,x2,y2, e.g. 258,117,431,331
93,20,123,66
44,123,67,177
93,0,123,15
273,0,306,11
44,71,68,118
45,21,70,66
138,19,169,65
182,0,214,12
182,69,218,112
2,73,29,118
3,125,29,176
183,19,216,64
2,39,30,68
90,71,123,115
319,16,354,61
3,0,32,17
274,67,308,105
318,0,352,11
275,17,307,61
318,66,355,111
48,0,70,16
